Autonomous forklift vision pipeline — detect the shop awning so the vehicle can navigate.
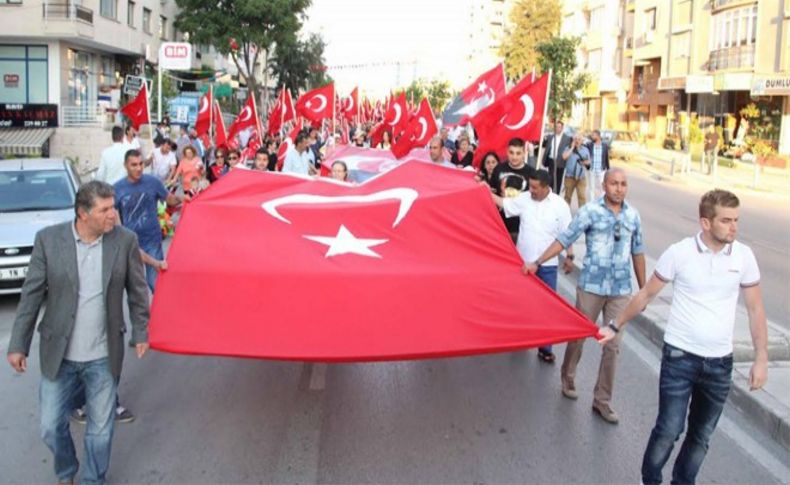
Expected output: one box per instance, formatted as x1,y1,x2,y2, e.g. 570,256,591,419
0,128,55,157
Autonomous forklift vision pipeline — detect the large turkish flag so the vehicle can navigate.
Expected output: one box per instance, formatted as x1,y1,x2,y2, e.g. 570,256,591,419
149,161,597,361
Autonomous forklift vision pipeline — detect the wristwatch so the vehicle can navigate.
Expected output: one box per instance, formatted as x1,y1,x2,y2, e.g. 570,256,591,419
607,319,620,333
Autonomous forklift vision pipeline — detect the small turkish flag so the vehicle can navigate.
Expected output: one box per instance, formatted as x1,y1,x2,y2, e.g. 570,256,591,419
267,88,296,136
341,87,358,121
120,83,150,130
383,92,409,138
213,101,228,148
194,89,213,136
442,63,507,127
228,95,259,143
471,72,549,168
390,98,438,159
340,118,350,145
296,83,335,125
148,161,598,361
276,119,302,171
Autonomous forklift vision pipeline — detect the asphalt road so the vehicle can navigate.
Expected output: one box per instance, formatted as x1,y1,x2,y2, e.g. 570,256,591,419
2,285,788,483
605,163,790,330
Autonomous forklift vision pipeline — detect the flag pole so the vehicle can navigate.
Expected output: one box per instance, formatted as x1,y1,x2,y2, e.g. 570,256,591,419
208,84,214,149
252,90,263,147
536,69,553,171
332,86,336,137
144,83,155,153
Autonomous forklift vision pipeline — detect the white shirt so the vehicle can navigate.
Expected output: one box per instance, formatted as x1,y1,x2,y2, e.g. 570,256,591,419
150,147,177,181
503,192,572,266
122,136,141,151
551,135,561,160
282,146,312,175
95,142,129,185
655,233,761,357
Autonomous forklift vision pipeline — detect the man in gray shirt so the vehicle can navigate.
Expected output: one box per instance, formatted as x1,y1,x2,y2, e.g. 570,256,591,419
7,181,150,485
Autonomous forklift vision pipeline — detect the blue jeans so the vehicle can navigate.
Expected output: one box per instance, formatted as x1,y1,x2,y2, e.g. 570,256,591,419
140,240,163,292
40,358,117,485
641,343,733,485
536,265,558,354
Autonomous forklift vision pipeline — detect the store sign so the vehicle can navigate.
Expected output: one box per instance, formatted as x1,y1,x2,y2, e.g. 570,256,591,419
658,77,685,91
714,73,752,92
751,76,790,96
123,75,151,96
159,42,192,70
0,104,58,128
4,74,19,88
685,75,714,94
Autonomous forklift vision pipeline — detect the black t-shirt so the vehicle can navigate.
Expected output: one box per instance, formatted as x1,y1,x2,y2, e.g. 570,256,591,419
491,162,536,234
267,152,278,171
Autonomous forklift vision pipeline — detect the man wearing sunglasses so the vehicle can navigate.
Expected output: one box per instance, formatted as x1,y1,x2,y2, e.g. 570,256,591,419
524,167,646,424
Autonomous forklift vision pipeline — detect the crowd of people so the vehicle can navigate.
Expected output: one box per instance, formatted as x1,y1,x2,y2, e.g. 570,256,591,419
5,112,771,485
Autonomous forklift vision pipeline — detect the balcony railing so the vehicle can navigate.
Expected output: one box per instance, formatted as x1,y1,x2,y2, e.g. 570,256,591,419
42,3,94,24
711,0,754,10
707,44,755,71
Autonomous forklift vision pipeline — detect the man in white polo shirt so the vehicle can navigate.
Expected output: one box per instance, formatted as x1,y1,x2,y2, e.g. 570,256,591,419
599,189,767,485
491,169,574,363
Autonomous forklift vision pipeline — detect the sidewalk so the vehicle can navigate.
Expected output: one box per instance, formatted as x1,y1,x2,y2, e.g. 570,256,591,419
559,239,790,452
621,147,790,201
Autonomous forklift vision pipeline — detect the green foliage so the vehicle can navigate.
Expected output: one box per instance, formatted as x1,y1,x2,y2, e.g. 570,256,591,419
749,138,776,157
739,102,760,120
535,36,589,122
269,32,332,93
689,116,703,144
399,79,453,113
174,0,311,102
499,0,562,81
149,73,178,118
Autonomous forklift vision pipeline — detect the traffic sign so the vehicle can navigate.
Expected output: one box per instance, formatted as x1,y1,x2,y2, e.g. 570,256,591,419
124,75,151,96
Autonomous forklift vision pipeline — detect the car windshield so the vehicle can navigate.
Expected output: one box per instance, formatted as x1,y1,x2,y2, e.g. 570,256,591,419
0,169,75,212
615,132,637,142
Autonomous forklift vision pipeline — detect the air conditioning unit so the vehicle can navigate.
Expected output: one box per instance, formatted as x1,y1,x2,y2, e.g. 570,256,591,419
141,43,151,61
645,30,655,43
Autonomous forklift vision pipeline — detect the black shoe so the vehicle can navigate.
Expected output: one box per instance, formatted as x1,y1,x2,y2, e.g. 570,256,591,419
115,406,135,423
537,349,556,364
69,408,87,425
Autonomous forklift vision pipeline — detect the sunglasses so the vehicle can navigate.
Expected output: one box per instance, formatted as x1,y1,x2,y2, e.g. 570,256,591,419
614,221,621,242
229,156,239,160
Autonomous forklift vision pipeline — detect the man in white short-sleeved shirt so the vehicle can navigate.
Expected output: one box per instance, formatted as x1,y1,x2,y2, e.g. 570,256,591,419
492,169,574,363
600,189,768,485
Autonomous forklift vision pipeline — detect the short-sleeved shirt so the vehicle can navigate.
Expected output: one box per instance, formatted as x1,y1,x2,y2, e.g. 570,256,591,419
150,147,177,181
655,234,760,357
564,145,590,179
557,197,644,296
175,157,204,192
492,162,537,234
503,192,572,266
114,175,169,246
282,147,312,175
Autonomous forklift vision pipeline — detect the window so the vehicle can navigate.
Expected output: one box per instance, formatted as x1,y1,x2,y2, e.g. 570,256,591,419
711,5,758,51
646,8,657,31
159,16,167,40
127,1,134,27
142,8,151,33
589,7,604,29
100,0,117,19
0,45,48,104
0,0,23,4
588,49,602,71
98,56,115,88
67,48,92,106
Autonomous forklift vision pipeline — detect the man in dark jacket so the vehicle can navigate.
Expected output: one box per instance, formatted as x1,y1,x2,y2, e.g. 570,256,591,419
586,129,611,201
542,121,573,194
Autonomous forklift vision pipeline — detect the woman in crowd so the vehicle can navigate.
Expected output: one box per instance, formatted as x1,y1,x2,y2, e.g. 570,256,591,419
477,151,500,193
169,145,204,194
330,160,350,182
208,147,229,182
378,130,392,150
451,135,474,168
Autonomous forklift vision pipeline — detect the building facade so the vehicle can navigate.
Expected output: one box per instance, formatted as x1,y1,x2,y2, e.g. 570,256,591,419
0,0,230,159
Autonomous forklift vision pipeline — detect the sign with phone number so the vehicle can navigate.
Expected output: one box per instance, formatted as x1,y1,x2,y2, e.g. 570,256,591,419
0,104,58,128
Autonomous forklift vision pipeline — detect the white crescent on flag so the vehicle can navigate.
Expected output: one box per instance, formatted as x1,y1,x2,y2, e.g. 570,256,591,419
308,94,327,112
503,94,535,130
387,104,402,126
261,188,419,228
198,97,209,114
416,117,428,141
239,106,253,122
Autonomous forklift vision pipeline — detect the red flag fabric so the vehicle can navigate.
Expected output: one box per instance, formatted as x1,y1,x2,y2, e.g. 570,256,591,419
296,83,335,125
340,118,350,145
341,87,358,121
391,98,438,159
442,63,507,127
276,119,302,171
321,145,428,183
149,161,597,361
213,101,228,148
267,90,284,136
282,89,296,124
471,73,549,168
227,95,258,142
368,121,387,149
194,89,213,136
383,92,409,138
120,83,150,130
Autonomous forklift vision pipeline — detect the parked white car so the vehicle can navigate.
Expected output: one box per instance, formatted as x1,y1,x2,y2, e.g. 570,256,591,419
601,130,642,161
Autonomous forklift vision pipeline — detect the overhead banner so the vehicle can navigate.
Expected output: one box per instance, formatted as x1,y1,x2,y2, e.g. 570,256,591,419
149,161,598,362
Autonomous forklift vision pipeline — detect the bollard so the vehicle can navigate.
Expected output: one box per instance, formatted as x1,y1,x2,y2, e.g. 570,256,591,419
753,160,760,188
712,152,718,180
669,157,675,177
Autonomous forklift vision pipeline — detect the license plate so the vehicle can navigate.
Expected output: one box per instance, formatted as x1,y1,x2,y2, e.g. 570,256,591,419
0,266,27,280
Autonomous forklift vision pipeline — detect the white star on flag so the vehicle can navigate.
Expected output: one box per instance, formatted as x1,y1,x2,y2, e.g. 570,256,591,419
477,81,487,93
304,225,389,258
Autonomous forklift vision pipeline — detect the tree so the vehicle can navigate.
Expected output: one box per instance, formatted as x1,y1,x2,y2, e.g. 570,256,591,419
399,78,454,114
270,32,332,93
535,36,589,123
498,0,561,82
174,0,311,107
